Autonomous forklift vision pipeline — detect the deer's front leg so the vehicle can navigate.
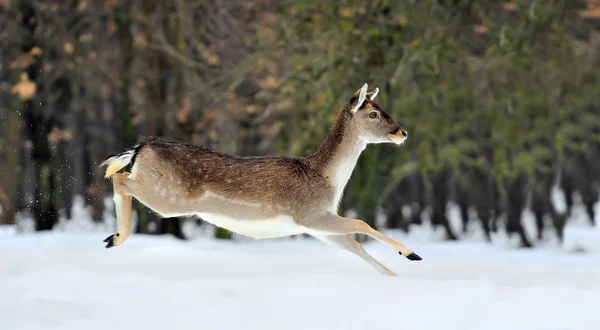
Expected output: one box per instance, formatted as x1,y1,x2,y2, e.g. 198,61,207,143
306,212,422,261
315,234,398,276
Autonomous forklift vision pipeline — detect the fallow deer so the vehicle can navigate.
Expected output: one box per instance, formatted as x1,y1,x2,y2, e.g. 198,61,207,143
100,83,421,276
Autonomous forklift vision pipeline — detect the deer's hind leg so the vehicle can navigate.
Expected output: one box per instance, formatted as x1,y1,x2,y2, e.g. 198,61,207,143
104,172,133,248
315,234,397,276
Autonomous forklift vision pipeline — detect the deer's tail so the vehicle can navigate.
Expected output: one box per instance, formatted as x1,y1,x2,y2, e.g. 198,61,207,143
100,145,140,178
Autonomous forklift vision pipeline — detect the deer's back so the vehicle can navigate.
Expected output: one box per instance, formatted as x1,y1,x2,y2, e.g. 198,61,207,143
130,137,332,216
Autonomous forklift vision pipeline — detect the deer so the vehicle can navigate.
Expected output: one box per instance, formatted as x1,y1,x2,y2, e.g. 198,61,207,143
100,83,421,276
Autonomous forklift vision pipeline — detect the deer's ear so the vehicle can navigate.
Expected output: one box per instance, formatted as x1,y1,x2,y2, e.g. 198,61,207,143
367,87,379,101
350,83,368,114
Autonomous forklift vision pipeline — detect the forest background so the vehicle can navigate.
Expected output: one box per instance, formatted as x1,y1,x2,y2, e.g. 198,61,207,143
1,0,599,249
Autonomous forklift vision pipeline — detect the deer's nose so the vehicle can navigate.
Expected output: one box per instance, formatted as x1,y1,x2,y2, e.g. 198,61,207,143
401,129,408,137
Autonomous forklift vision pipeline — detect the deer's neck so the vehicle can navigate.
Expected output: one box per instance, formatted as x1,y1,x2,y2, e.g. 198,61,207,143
311,112,366,211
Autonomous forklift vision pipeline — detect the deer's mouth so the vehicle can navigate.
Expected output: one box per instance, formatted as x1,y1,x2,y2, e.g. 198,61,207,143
387,128,407,145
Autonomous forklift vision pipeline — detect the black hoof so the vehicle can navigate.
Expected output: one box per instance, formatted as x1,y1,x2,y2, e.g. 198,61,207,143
103,233,119,249
402,252,422,261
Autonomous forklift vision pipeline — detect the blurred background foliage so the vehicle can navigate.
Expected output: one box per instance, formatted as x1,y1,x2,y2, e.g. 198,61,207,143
0,0,599,247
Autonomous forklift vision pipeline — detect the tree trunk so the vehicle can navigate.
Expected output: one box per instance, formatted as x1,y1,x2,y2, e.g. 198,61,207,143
504,175,532,248
580,183,597,226
0,97,22,225
456,186,469,233
530,190,546,241
33,162,57,231
0,1,27,225
115,1,136,148
431,168,457,240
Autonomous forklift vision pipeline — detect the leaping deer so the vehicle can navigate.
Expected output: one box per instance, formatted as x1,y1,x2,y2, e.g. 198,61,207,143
101,83,421,276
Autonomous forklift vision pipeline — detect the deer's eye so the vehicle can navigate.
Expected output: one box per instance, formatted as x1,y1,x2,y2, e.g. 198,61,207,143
368,112,378,119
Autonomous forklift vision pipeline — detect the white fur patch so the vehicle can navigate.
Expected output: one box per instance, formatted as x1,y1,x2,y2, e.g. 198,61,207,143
388,136,406,145
196,191,305,239
102,149,135,178
330,141,366,212
128,162,138,180
196,212,305,239
112,194,125,233
149,191,306,239
155,211,189,218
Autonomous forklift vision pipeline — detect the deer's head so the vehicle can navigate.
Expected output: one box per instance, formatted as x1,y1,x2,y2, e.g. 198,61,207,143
344,83,407,145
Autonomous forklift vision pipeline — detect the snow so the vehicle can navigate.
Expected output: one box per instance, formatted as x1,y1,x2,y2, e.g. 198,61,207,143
1,225,599,330
1,192,600,330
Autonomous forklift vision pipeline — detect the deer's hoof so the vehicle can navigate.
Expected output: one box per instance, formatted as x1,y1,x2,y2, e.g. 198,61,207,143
103,233,120,249
403,252,422,261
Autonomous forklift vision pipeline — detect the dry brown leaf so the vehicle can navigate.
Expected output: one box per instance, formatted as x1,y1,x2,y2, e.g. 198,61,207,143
398,15,408,26
134,34,148,49
207,54,221,65
131,113,145,126
62,129,73,142
77,0,88,12
9,47,42,70
199,47,220,65
79,33,93,43
176,97,192,124
64,42,74,55
503,1,517,11
29,46,42,56
260,76,279,89
246,105,257,114
580,3,600,18
9,55,34,70
0,0,10,9
48,127,61,145
11,73,36,101
474,25,489,34
340,8,353,18
104,0,117,8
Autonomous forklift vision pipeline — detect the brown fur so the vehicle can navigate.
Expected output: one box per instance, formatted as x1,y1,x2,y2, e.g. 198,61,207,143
128,138,330,218
101,84,421,275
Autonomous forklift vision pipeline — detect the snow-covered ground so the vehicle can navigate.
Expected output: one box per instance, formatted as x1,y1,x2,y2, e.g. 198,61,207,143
1,222,599,330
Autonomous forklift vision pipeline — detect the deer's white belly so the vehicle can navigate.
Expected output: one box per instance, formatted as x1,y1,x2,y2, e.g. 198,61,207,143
196,212,306,239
